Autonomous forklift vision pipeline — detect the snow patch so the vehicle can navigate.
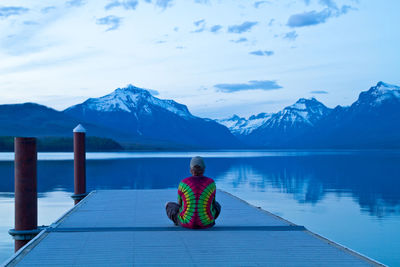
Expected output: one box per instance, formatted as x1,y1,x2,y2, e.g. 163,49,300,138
217,113,272,135
370,82,400,105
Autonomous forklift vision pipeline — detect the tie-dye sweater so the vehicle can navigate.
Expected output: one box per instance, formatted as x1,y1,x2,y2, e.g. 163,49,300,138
177,176,217,229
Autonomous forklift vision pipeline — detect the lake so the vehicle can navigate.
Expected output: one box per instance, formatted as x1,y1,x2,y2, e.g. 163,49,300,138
0,151,399,266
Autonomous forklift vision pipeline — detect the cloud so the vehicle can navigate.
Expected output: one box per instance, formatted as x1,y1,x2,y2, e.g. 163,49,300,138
283,31,298,41
249,50,274,56
96,15,122,31
66,0,86,7
194,0,209,4
254,1,270,8
105,0,138,10
231,37,248,43
41,6,56,14
105,1,121,10
0,6,29,18
228,21,258,34
287,9,332,27
194,19,205,27
192,19,206,33
340,5,355,14
173,27,179,32
193,28,205,33
210,25,222,33
154,0,174,9
268,19,275,26
214,80,282,93
287,2,355,28
122,0,139,9
143,0,173,9
310,90,329,94
319,0,338,9
304,0,311,5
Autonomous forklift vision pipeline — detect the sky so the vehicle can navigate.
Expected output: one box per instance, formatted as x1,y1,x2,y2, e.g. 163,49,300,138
0,0,399,119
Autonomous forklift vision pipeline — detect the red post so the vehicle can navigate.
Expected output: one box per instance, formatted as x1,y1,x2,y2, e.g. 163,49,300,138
72,124,87,204
14,137,37,252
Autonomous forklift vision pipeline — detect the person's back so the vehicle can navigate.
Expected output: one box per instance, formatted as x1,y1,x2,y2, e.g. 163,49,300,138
165,156,221,229
178,175,217,229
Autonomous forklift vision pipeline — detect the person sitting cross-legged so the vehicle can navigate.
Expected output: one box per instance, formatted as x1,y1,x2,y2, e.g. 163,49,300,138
165,156,221,229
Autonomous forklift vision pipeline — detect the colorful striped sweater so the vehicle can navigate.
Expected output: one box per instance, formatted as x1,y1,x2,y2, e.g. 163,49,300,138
177,176,217,229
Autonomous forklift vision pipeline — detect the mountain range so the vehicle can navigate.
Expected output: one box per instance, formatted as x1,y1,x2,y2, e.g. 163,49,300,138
0,81,399,149
64,85,239,148
0,85,238,149
218,81,400,148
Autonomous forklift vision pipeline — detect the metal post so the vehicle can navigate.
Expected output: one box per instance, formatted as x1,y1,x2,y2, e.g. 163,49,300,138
11,137,39,252
71,124,87,204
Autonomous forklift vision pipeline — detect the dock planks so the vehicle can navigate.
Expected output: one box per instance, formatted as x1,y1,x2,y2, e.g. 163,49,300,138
3,190,383,266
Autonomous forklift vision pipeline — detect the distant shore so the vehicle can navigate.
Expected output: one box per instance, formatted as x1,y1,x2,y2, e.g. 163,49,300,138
1,136,399,152
0,136,123,152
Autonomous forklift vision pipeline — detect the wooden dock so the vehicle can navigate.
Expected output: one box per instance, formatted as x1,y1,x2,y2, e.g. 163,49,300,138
3,190,383,266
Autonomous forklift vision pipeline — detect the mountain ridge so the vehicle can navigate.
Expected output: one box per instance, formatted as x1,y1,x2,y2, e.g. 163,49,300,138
68,84,193,119
0,81,398,149
63,84,241,148
217,81,400,148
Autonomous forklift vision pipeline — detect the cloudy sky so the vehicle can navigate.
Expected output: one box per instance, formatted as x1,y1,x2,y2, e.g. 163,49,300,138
0,0,399,119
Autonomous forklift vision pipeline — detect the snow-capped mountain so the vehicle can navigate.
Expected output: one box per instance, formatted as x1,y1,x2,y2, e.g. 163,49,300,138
259,98,331,131
242,81,400,148
246,98,331,146
217,98,331,144
352,81,400,110
77,84,193,119
217,98,332,147
216,113,272,136
64,84,240,148
0,81,399,149
299,81,400,148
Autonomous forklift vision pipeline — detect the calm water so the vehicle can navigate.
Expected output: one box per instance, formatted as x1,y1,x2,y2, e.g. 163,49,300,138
0,151,399,266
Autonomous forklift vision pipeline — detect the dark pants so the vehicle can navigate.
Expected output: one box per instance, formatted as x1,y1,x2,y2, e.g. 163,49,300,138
166,201,221,226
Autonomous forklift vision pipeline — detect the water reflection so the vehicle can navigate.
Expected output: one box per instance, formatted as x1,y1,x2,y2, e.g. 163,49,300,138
1,152,399,218
214,155,400,218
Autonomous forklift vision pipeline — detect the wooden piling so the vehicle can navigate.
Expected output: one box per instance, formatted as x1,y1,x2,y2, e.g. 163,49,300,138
13,137,38,252
72,124,87,205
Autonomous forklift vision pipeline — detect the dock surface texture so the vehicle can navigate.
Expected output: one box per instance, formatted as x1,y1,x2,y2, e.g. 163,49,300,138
4,190,382,267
